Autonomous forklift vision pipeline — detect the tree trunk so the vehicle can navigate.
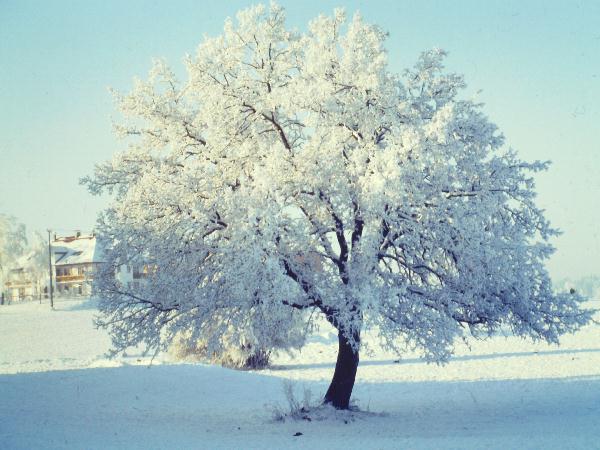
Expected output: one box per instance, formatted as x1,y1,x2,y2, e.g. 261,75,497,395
323,329,360,409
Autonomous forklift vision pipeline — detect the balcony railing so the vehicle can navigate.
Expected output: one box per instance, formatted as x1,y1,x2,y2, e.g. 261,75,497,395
5,280,35,288
55,274,86,282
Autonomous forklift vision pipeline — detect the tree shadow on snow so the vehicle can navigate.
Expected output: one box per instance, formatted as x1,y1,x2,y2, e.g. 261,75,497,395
272,347,600,371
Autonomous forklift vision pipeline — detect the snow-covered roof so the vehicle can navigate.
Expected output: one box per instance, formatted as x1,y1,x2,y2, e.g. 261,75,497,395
53,235,105,266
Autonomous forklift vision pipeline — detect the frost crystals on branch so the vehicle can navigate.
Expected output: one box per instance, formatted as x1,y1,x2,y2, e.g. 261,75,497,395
83,3,591,410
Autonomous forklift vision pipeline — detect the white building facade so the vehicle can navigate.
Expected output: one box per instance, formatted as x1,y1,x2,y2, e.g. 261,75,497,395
52,233,105,297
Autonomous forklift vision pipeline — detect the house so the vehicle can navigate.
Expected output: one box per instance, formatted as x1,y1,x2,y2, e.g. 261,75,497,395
52,232,105,297
3,252,44,302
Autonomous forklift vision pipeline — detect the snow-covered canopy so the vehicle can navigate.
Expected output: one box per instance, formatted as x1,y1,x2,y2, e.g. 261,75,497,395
84,4,590,377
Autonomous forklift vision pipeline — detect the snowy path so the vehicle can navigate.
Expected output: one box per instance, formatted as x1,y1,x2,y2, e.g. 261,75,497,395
1,300,599,449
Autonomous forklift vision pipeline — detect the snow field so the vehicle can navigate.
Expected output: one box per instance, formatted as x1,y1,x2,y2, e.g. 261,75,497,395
1,299,599,449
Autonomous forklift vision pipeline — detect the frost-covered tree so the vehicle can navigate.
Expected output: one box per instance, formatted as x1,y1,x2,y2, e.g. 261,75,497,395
0,214,28,289
25,232,50,296
84,4,591,409
0,218,48,301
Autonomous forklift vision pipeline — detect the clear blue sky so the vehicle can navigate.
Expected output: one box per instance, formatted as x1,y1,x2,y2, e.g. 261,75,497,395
1,0,598,280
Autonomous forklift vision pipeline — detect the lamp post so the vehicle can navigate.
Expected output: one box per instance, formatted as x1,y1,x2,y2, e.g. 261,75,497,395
47,230,54,309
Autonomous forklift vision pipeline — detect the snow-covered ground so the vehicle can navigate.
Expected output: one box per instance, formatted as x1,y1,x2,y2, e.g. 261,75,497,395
1,298,599,449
